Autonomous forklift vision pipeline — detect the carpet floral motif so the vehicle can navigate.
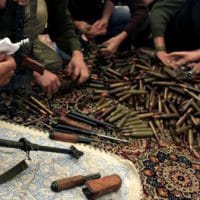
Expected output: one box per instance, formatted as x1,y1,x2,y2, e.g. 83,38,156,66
136,148,200,200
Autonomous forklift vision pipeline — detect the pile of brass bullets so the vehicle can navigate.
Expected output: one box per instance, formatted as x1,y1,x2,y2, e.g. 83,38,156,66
83,46,200,150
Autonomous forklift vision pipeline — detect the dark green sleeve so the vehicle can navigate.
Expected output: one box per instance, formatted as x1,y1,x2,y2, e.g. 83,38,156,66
46,0,81,55
150,0,186,37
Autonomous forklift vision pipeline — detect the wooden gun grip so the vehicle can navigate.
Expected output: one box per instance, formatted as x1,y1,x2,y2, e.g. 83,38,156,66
82,174,122,199
51,175,85,192
59,116,92,131
21,55,44,75
49,132,79,143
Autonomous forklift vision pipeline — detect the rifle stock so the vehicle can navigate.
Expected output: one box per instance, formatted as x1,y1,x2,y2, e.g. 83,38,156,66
21,55,44,75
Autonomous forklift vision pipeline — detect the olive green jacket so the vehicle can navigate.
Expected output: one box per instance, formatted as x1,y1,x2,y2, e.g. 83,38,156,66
45,0,81,54
150,0,187,37
0,0,81,55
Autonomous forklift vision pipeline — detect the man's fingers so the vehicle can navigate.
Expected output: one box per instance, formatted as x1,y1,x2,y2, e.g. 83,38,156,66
81,34,88,42
100,48,113,57
72,66,80,81
175,58,187,66
0,0,6,9
168,51,186,56
51,78,61,94
77,69,89,84
66,63,73,76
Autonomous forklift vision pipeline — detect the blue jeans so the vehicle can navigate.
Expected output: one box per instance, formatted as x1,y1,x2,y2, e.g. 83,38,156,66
83,6,130,43
57,6,130,60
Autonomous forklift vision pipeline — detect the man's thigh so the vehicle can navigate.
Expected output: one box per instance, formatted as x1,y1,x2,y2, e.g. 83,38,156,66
33,39,63,73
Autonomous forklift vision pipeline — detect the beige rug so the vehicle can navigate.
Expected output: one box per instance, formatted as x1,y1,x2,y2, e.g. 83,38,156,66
0,121,143,200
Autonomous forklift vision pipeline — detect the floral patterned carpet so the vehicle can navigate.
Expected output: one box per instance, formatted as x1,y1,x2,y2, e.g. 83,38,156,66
0,41,200,199
0,88,199,200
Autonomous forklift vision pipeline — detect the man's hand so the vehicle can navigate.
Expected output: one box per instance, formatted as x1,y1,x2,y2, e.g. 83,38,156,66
65,51,89,84
92,18,108,32
156,51,177,68
101,37,120,57
168,50,200,66
74,21,91,34
13,0,28,6
0,0,28,9
100,32,127,57
33,70,61,95
84,18,108,39
187,62,200,74
0,0,6,9
0,54,16,86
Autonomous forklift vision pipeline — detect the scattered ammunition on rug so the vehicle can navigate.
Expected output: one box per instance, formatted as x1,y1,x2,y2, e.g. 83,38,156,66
176,125,191,135
30,96,54,116
86,83,106,89
16,96,47,115
184,88,200,102
169,86,185,95
154,113,179,119
123,131,154,137
116,113,129,128
93,89,108,94
191,101,200,112
167,101,179,114
145,71,168,79
108,85,131,95
115,90,131,98
108,110,129,123
135,64,151,71
109,82,131,89
158,96,162,113
163,87,168,100
162,100,171,114
96,97,107,106
105,106,123,120
98,104,118,119
149,121,159,141
94,101,113,112
106,67,122,78
188,129,194,150
137,112,154,119
176,107,193,127
118,92,133,102
179,83,200,93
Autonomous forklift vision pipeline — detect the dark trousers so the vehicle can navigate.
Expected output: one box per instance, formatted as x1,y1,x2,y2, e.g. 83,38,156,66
165,0,200,51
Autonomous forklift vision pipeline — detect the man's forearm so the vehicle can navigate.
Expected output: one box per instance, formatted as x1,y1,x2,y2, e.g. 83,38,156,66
102,0,114,21
72,50,84,59
193,49,200,61
116,31,128,43
154,36,166,52
0,0,6,9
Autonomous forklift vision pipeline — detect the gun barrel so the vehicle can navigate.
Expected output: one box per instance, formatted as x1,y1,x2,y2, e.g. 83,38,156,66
0,138,23,150
0,138,83,159
55,124,95,136
69,111,117,129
